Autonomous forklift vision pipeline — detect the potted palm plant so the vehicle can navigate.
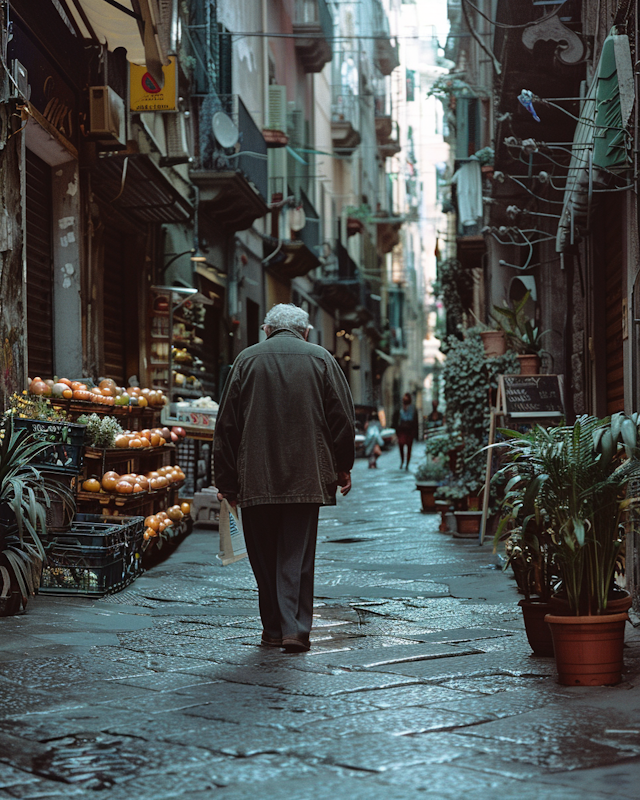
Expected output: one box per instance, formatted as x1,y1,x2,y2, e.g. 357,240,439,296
492,292,548,374
0,420,74,615
494,414,640,684
494,473,559,657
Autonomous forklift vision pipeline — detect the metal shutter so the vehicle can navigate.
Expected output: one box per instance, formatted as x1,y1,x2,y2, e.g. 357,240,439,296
102,228,127,384
604,200,624,414
26,149,54,379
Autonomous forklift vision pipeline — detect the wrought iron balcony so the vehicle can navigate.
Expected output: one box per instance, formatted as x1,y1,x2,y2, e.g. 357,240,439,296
294,0,333,73
190,94,268,231
372,0,400,75
263,189,321,281
378,120,401,158
331,87,361,154
374,93,393,142
314,240,380,334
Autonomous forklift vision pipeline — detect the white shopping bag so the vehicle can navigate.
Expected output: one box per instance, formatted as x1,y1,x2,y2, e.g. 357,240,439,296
217,498,247,565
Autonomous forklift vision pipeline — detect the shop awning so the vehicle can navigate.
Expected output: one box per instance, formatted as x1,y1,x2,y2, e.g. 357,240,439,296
556,30,633,252
90,153,192,223
67,0,168,87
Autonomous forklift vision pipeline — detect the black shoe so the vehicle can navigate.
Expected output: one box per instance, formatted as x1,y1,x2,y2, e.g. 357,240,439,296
282,635,310,653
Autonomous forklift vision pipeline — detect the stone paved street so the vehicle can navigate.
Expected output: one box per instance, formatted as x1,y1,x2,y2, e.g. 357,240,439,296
2,450,640,798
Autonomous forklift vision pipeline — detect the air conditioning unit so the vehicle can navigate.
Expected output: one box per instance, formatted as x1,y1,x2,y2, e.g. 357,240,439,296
88,86,125,147
11,60,28,101
162,112,191,166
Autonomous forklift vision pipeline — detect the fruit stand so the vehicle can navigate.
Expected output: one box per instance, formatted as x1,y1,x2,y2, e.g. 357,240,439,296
16,376,195,596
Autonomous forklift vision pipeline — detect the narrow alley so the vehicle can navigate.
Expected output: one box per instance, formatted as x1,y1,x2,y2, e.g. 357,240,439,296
1,452,640,799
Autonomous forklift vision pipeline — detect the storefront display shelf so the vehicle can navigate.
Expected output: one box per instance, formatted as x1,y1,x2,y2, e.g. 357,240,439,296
77,481,184,506
84,444,174,459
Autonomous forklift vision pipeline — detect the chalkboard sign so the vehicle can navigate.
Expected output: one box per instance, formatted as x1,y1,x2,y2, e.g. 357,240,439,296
499,375,564,418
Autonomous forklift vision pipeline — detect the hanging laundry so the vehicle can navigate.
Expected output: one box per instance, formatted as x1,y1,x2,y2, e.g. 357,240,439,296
451,160,483,227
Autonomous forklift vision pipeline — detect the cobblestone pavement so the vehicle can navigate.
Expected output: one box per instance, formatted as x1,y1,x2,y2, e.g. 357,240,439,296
2,450,640,799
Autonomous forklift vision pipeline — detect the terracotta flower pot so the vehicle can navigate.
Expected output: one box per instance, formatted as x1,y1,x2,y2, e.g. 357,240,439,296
518,353,541,375
545,612,629,686
416,482,438,512
519,599,554,657
480,330,507,357
453,511,482,537
549,589,632,617
435,502,450,532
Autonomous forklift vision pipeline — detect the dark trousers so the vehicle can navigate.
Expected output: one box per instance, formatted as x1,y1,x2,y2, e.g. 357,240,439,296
241,504,320,641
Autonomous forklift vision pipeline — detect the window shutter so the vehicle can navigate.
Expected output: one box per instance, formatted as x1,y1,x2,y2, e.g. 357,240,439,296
287,105,305,148
268,85,287,131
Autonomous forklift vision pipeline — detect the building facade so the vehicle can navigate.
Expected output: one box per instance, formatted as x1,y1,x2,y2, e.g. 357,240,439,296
441,0,640,603
0,0,438,430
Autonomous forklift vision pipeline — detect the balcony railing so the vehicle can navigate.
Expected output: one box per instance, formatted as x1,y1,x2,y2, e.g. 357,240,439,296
295,0,333,38
374,93,392,118
293,0,333,72
298,189,320,256
195,94,268,201
190,93,268,230
372,0,400,75
332,87,359,128
331,86,361,153
378,120,401,157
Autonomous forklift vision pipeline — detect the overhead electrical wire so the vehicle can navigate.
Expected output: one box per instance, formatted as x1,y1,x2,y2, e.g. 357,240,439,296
461,0,570,30
460,0,501,74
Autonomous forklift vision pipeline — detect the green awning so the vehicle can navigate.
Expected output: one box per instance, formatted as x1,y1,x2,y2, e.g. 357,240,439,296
556,30,633,252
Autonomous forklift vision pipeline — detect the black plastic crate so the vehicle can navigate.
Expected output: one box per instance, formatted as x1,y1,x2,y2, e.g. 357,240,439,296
40,541,125,596
74,514,145,587
12,419,86,474
41,520,126,550
74,514,144,545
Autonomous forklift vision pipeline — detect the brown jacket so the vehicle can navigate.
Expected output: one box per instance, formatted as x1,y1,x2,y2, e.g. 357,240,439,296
213,328,355,507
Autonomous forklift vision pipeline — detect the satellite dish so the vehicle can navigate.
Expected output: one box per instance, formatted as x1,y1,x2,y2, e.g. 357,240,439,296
290,206,306,232
212,111,239,149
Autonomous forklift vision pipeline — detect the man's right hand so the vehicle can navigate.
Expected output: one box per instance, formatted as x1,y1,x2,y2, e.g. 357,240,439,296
217,492,237,509
337,471,352,496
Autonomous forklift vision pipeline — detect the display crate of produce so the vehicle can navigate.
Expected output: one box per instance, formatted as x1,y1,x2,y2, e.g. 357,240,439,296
40,538,126,596
12,418,86,474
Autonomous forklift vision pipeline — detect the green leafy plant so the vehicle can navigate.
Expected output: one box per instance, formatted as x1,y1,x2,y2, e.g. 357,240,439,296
494,477,558,603
492,292,548,355
441,328,519,490
492,414,640,615
435,475,471,504
414,460,448,483
0,420,74,610
77,414,123,448
472,146,495,166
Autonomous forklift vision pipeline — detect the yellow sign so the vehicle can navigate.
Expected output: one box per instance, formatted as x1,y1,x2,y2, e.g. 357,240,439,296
130,57,177,112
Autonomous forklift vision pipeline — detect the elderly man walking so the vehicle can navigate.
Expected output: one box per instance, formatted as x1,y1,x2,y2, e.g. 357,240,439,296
214,304,355,652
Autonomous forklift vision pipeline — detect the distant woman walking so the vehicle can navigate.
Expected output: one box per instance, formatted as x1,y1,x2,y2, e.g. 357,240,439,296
364,412,384,469
393,392,419,470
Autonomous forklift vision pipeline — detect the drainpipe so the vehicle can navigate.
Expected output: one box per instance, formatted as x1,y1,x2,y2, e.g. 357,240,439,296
262,0,269,128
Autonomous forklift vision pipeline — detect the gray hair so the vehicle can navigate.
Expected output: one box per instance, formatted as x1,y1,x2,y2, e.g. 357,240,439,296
263,303,312,333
